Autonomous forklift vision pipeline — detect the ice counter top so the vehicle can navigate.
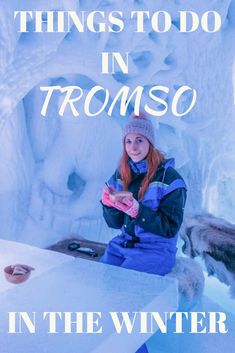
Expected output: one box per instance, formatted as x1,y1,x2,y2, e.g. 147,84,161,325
0,239,178,353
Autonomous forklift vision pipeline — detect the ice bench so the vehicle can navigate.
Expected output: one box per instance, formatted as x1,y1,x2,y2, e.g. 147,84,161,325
48,237,205,309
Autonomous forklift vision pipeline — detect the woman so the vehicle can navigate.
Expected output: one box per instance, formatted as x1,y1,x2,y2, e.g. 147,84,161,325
101,113,187,273
100,114,187,352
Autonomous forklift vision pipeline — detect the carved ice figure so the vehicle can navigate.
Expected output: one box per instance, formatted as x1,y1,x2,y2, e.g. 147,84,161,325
26,89,122,244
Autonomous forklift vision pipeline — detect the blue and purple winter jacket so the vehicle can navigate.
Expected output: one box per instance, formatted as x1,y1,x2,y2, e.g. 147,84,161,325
102,158,187,255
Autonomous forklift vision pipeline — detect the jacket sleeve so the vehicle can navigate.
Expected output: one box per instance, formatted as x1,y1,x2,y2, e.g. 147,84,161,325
101,202,125,229
135,184,187,238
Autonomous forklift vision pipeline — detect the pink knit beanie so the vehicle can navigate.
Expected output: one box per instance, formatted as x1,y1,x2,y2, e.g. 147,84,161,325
122,113,155,146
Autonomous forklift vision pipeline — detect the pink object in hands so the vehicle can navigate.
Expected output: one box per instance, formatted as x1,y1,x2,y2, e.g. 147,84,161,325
114,197,139,218
101,187,116,207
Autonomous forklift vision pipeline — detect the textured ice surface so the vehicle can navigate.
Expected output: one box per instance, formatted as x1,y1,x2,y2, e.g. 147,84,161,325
0,1,235,244
0,240,178,353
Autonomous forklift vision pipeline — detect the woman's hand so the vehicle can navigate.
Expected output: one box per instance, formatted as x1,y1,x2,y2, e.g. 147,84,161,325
114,197,139,218
102,186,139,217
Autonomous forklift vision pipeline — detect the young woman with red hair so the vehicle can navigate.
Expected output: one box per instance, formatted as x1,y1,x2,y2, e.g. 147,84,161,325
101,113,186,271
100,114,187,353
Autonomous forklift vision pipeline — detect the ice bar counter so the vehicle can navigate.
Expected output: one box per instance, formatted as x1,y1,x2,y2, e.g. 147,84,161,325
0,240,178,353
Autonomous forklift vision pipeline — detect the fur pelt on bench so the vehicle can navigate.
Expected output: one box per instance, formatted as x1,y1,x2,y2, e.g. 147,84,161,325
168,257,205,310
180,214,235,297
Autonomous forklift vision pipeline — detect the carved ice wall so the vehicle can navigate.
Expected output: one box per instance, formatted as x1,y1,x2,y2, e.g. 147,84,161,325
0,0,235,246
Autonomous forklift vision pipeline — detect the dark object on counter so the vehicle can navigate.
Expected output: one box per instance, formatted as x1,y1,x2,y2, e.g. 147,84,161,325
67,242,80,251
47,237,106,262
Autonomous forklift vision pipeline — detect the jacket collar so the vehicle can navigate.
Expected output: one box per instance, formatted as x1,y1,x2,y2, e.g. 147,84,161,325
129,159,148,175
129,158,175,175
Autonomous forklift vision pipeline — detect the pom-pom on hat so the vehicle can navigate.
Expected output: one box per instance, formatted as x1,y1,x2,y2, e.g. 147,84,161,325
122,113,155,146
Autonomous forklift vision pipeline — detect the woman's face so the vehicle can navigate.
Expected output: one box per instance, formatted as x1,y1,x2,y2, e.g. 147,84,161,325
125,133,150,162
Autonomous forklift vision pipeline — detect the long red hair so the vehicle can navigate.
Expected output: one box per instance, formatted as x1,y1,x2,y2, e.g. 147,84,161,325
119,144,165,200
